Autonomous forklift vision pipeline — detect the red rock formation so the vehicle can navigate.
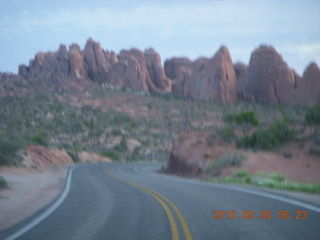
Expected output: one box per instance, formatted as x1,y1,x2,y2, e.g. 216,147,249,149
238,45,299,105
19,44,88,82
18,38,171,94
107,48,171,93
69,43,89,80
297,62,320,106
83,38,117,83
144,48,171,93
166,132,208,176
164,46,237,102
164,57,193,97
108,48,149,91
233,61,248,83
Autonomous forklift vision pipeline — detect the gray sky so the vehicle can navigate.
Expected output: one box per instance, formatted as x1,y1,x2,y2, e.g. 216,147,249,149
1,0,319,75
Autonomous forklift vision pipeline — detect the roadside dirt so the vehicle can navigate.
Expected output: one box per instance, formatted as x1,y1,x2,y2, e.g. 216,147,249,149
0,166,68,231
220,142,320,184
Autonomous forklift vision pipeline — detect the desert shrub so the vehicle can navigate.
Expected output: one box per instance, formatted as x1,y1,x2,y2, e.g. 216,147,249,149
67,150,81,163
215,151,246,167
0,137,22,166
225,110,259,126
114,135,128,152
282,151,292,158
128,147,141,162
236,119,296,150
217,126,236,142
30,133,48,147
204,161,222,176
233,169,251,183
111,128,122,136
0,176,7,189
206,133,216,147
101,150,121,161
305,104,320,125
270,172,285,182
204,151,245,176
309,146,320,157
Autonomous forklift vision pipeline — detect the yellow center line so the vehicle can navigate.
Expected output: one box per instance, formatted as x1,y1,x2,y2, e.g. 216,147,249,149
103,167,193,240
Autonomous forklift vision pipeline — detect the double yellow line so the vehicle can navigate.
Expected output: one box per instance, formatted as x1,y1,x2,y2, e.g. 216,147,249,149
104,168,193,240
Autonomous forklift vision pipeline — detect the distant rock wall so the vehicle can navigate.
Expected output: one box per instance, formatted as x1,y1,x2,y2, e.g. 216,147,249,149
18,38,171,94
237,45,320,106
8,39,320,106
164,46,237,102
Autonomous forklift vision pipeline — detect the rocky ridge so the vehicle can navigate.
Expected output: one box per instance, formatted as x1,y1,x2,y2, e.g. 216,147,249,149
164,46,237,102
18,38,171,94
237,45,320,106
1,39,320,106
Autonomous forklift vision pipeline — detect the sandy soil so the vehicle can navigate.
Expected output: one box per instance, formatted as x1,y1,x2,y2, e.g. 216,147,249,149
0,166,68,231
221,144,320,184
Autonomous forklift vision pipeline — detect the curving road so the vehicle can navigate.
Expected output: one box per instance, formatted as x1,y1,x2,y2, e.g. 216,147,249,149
1,163,320,240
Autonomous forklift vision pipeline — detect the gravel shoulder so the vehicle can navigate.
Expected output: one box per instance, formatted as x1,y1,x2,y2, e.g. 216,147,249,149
0,166,68,231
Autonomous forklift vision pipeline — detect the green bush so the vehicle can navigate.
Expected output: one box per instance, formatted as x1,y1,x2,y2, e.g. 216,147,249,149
236,119,296,150
305,104,320,125
309,147,320,157
114,135,128,152
234,170,251,183
270,173,285,182
67,151,81,163
101,150,121,161
0,176,8,189
225,111,259,126
215,151,245,167
111,128,122,136
204,151,245,176
217,126,236,142
0,138,22,166
30,133,48,147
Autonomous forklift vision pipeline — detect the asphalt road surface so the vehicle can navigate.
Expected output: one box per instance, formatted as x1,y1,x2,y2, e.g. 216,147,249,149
2,163,320,240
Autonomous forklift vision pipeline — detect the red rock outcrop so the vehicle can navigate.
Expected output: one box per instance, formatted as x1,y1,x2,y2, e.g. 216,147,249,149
166,131,226,177
297,63,320,106
27,145,73,168
233,62,248,84
164,46,237,102
144,48,171,93
237,45,300,105
83,38,117,83
18,38,171,94
107,48,149,91
166,132,208,176
19,44,88,82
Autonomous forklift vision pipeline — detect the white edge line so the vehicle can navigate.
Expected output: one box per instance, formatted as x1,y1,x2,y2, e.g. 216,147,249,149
5,166,74,240
133,167,320,213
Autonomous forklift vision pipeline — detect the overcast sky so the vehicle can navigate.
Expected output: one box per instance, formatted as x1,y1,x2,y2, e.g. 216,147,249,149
1,0,319,75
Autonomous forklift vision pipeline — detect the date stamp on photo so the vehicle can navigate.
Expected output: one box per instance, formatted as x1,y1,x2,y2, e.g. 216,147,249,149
211,210,308,220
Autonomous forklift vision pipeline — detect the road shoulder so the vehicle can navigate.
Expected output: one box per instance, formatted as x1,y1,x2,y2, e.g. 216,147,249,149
0,166,68,231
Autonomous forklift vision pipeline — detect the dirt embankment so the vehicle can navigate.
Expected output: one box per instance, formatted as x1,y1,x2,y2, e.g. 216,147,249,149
0,145,111,231
166,131,320,184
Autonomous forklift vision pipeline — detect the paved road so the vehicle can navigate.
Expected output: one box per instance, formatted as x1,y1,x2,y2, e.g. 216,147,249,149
2,163,320,240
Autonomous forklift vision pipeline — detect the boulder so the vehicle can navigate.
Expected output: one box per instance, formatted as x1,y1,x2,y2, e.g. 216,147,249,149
164,46,237,102
166,132,207,176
